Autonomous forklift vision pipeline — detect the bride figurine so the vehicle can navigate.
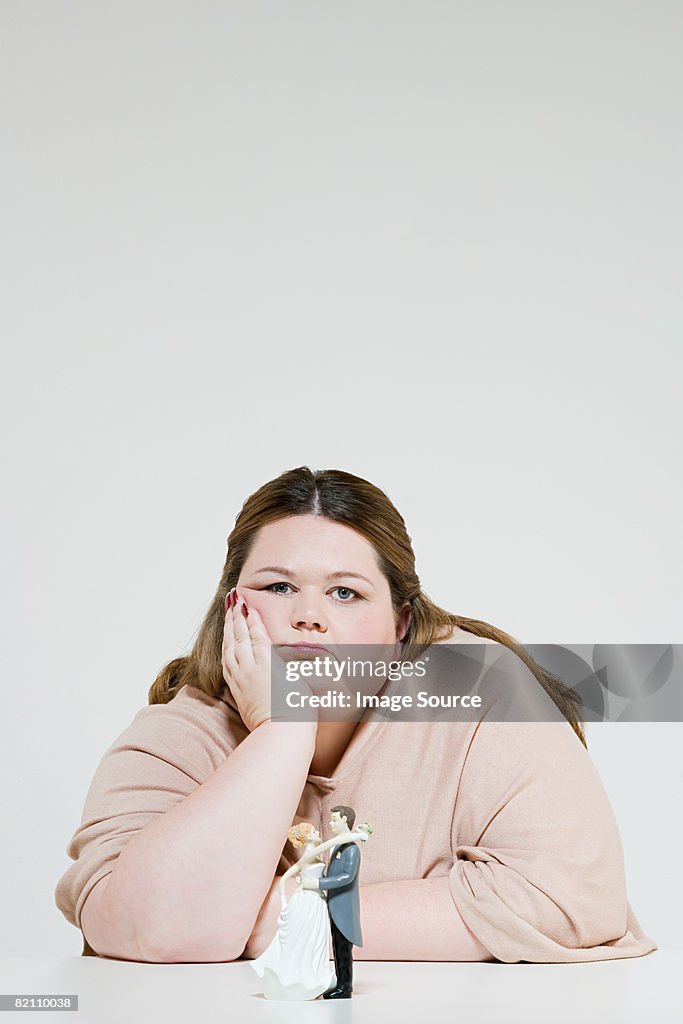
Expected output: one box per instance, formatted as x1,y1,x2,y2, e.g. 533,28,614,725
251,820,373,1001
251,822,335,1001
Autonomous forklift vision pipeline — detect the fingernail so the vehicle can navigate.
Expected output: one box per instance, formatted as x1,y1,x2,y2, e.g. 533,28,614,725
242,599,249,618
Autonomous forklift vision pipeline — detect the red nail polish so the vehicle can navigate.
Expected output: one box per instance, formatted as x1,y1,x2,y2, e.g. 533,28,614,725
242,599,249,618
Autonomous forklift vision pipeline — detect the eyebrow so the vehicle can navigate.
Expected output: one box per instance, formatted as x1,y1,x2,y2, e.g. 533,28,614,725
252,566,375,588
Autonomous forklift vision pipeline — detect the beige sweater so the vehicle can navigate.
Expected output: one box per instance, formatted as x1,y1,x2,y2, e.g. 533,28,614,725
55,636,658,963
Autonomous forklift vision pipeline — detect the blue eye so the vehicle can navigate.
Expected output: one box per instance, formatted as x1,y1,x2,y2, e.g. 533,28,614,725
263,583,362,602
266,582,293,595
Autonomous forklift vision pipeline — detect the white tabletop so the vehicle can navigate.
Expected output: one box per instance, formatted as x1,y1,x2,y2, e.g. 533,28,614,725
0,952,677,1024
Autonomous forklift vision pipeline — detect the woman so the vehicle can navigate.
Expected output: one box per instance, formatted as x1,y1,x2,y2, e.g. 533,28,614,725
55,466,658,964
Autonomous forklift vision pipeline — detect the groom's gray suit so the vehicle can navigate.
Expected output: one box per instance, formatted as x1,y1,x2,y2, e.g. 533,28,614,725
316,840,363,947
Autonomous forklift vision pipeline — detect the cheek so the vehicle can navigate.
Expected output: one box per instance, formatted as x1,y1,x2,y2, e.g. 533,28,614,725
248,597,282,635
341,608,398,644
237,590,281,636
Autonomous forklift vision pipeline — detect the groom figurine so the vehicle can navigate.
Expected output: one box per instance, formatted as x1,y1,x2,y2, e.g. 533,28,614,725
301,804,363,999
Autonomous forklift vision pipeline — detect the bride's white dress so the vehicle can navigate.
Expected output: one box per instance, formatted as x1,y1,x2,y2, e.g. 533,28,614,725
251,860,336,1001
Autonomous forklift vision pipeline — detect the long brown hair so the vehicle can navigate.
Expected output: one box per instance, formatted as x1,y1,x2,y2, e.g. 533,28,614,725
148,466,586,748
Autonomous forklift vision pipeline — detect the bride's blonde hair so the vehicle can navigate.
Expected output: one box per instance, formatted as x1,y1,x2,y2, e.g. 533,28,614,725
288,822,319,849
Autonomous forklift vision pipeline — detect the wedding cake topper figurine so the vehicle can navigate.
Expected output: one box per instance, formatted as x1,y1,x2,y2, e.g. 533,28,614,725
251,805,373,1001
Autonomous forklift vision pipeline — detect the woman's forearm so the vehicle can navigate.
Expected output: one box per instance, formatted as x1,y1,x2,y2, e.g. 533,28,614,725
243,874,495,963
354,876,495,962
95,719,317,962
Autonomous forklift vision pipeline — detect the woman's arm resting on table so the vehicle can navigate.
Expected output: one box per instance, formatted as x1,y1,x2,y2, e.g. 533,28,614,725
76,719,317,963
354,876,495,961
80,874,148,963
242,873,494,962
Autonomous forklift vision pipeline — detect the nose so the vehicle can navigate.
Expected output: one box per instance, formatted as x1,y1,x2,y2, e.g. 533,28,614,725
291,594,328,634
293,616,328,633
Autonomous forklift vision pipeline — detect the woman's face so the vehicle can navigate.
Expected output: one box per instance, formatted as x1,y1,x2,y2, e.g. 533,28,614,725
236,514,411,652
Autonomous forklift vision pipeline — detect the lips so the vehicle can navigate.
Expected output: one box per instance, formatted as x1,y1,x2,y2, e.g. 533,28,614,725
281,643,331,655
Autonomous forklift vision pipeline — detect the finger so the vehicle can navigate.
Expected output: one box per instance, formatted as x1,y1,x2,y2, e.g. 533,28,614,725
243,603,274,664
231,592,256,669
245,606,292,694
222,590,239,675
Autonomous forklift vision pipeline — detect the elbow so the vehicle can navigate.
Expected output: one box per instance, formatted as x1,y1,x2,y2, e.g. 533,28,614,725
81,874,250,963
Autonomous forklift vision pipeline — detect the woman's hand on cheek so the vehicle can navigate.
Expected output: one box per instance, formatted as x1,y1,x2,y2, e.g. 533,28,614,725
221,588,277,733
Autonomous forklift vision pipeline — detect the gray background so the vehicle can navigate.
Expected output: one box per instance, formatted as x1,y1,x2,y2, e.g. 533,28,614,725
1,1,680,956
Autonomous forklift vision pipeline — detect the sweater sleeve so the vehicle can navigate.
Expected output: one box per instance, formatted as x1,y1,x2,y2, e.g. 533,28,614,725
447,715,658,963
54,687,239,933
